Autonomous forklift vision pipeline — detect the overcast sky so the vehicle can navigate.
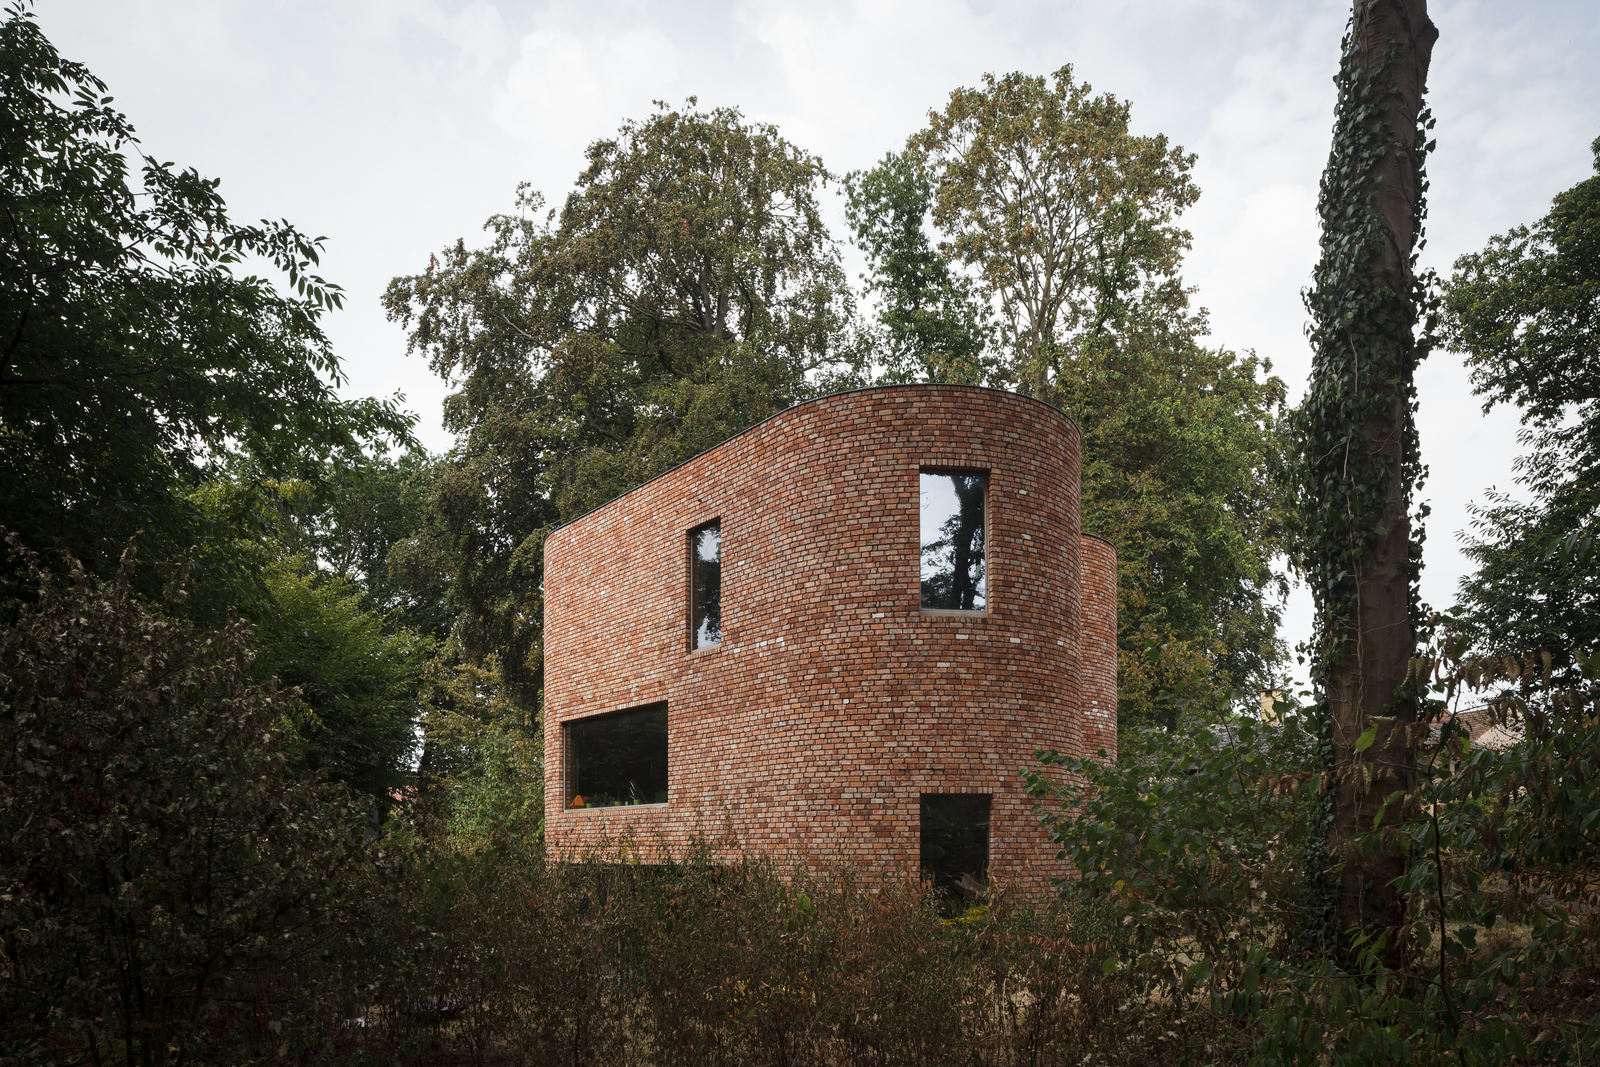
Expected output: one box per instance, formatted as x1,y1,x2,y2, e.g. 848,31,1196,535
37,0,1600,677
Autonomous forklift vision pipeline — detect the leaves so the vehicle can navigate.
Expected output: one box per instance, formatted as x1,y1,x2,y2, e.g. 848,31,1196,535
910,64,1199,397
1442,137,1600,689
386,100,865,705
0,4,414,583
0,536,375,1063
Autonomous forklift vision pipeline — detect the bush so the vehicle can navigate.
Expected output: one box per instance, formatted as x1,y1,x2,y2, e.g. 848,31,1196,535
0,537,376,1065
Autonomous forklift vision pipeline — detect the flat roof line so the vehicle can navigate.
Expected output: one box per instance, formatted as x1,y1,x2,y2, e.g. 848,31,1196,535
550,383,1081,536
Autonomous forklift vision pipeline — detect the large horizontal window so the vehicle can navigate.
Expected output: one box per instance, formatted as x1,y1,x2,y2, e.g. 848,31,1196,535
565,703,668,808
689,520,721,649
920,470,987,611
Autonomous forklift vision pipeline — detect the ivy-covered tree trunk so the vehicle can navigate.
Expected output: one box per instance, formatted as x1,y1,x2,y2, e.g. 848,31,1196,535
1299,0,1437,952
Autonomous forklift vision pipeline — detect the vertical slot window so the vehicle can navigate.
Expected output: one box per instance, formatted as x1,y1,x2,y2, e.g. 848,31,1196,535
690,520,721,649
565,703,669,808
920,793,991,900
920,471,987,610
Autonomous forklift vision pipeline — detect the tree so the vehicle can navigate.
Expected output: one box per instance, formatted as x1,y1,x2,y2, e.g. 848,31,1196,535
0,537,374,1063
1442,137,1600,687
888,68,1287,725
909,65,1199,395
386,100,864,707
1063,311,1287,727
174,473,438,803
843,152,995,384
0,3,412,586
1295,0,1437,950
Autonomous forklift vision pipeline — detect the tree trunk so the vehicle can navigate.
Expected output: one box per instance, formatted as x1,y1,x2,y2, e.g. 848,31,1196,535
1324,0,1437,952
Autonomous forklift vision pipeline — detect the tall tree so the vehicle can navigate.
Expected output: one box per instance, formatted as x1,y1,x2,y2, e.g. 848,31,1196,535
0,4,412,584
1063,310,1287,727
909,65,1199,395
386,101,863,708
1295,0,1437,949
1442,138,1600,689
843,152,995,384
887,68,1287,725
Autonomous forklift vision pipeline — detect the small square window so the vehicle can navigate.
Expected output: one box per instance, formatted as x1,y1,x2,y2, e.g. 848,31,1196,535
565,703,668,808
689,520,722,649
920,470,987,611
920,793,991,899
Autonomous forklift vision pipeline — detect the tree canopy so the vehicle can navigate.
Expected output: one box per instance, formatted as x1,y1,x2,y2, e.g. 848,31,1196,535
909,65,1199,396
1443,137,1600,686
386,100,864,706
0,6,412,580
843,152,995,385
859,67,1287,725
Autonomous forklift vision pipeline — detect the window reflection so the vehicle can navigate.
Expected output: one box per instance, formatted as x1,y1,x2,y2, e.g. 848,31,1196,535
920,471,986,610
690,520,721,648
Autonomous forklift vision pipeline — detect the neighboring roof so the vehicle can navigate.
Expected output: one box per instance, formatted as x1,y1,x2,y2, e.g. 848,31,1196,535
1425,706,1525,752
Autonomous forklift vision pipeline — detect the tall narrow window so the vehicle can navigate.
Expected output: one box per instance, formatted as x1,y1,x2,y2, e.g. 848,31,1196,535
920,793,991,899
566,703,669,808
689,520,721,649
920,471,987,610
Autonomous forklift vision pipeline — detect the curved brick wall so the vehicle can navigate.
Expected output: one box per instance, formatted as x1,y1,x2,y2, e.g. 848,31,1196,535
1078,535,1119,762
543,385,1116,898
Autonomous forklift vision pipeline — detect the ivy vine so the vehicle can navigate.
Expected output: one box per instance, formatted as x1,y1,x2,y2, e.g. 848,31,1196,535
1292,11,1438,948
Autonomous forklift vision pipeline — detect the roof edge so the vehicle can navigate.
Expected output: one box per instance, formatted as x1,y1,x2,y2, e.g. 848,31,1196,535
550,383,1082,537
1080,532,1118,554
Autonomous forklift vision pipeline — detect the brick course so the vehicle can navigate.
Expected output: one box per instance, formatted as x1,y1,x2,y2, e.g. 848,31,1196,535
543,385,1117,898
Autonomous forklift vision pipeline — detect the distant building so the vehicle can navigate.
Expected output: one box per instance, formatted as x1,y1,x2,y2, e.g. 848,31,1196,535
542,386,1117,898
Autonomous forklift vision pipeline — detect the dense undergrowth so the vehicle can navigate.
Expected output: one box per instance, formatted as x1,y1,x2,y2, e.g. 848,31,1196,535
4,550,1597,1065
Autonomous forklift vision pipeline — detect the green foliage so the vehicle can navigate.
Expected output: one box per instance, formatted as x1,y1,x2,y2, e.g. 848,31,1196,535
892,67,1287,726
1030,711,1325,988
0,537,375,1065
1290,1,1437,952
415,653,543,845
1442,138,1600,686
1293,14,1434,672
0,3,413,584
386,99,865,705
1064,312,1288,727
249,558,428,800
843,151,996,384
344,839,1210,1065
1029,637,1600,1065
910,64,1199,394
182,478,433,802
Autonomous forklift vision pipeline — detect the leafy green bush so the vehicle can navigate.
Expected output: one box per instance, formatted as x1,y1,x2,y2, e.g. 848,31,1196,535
0,537,376,1065
1030,657,1600,1065
1030,710,1325,990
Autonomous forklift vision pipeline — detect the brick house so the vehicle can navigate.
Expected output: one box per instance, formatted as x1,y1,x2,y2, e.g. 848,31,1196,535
542,385,1117,898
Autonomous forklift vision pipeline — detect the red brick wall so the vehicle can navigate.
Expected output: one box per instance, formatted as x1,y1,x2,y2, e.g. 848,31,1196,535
543,385,1117,899
1078,535,1119,762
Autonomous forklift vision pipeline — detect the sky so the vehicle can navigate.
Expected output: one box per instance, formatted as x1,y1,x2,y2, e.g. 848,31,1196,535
36,0,1600,680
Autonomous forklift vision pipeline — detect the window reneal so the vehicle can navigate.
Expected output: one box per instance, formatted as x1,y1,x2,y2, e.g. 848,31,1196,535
566,703,668,808
920,470,987,610
689,520,721,648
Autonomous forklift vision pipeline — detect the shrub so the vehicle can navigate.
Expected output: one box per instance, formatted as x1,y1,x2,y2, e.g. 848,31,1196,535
0,537,374,1065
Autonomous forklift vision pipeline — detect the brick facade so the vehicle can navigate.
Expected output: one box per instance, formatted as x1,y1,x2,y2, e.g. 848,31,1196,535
543,385,1117,899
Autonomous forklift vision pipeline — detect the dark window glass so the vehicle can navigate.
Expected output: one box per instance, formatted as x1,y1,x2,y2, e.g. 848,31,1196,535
920,471,986,610
690,520,721,648
920,793,991,899
566,704,668,808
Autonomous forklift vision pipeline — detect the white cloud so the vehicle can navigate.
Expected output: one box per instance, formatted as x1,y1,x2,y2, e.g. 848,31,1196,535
493,23,684,166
